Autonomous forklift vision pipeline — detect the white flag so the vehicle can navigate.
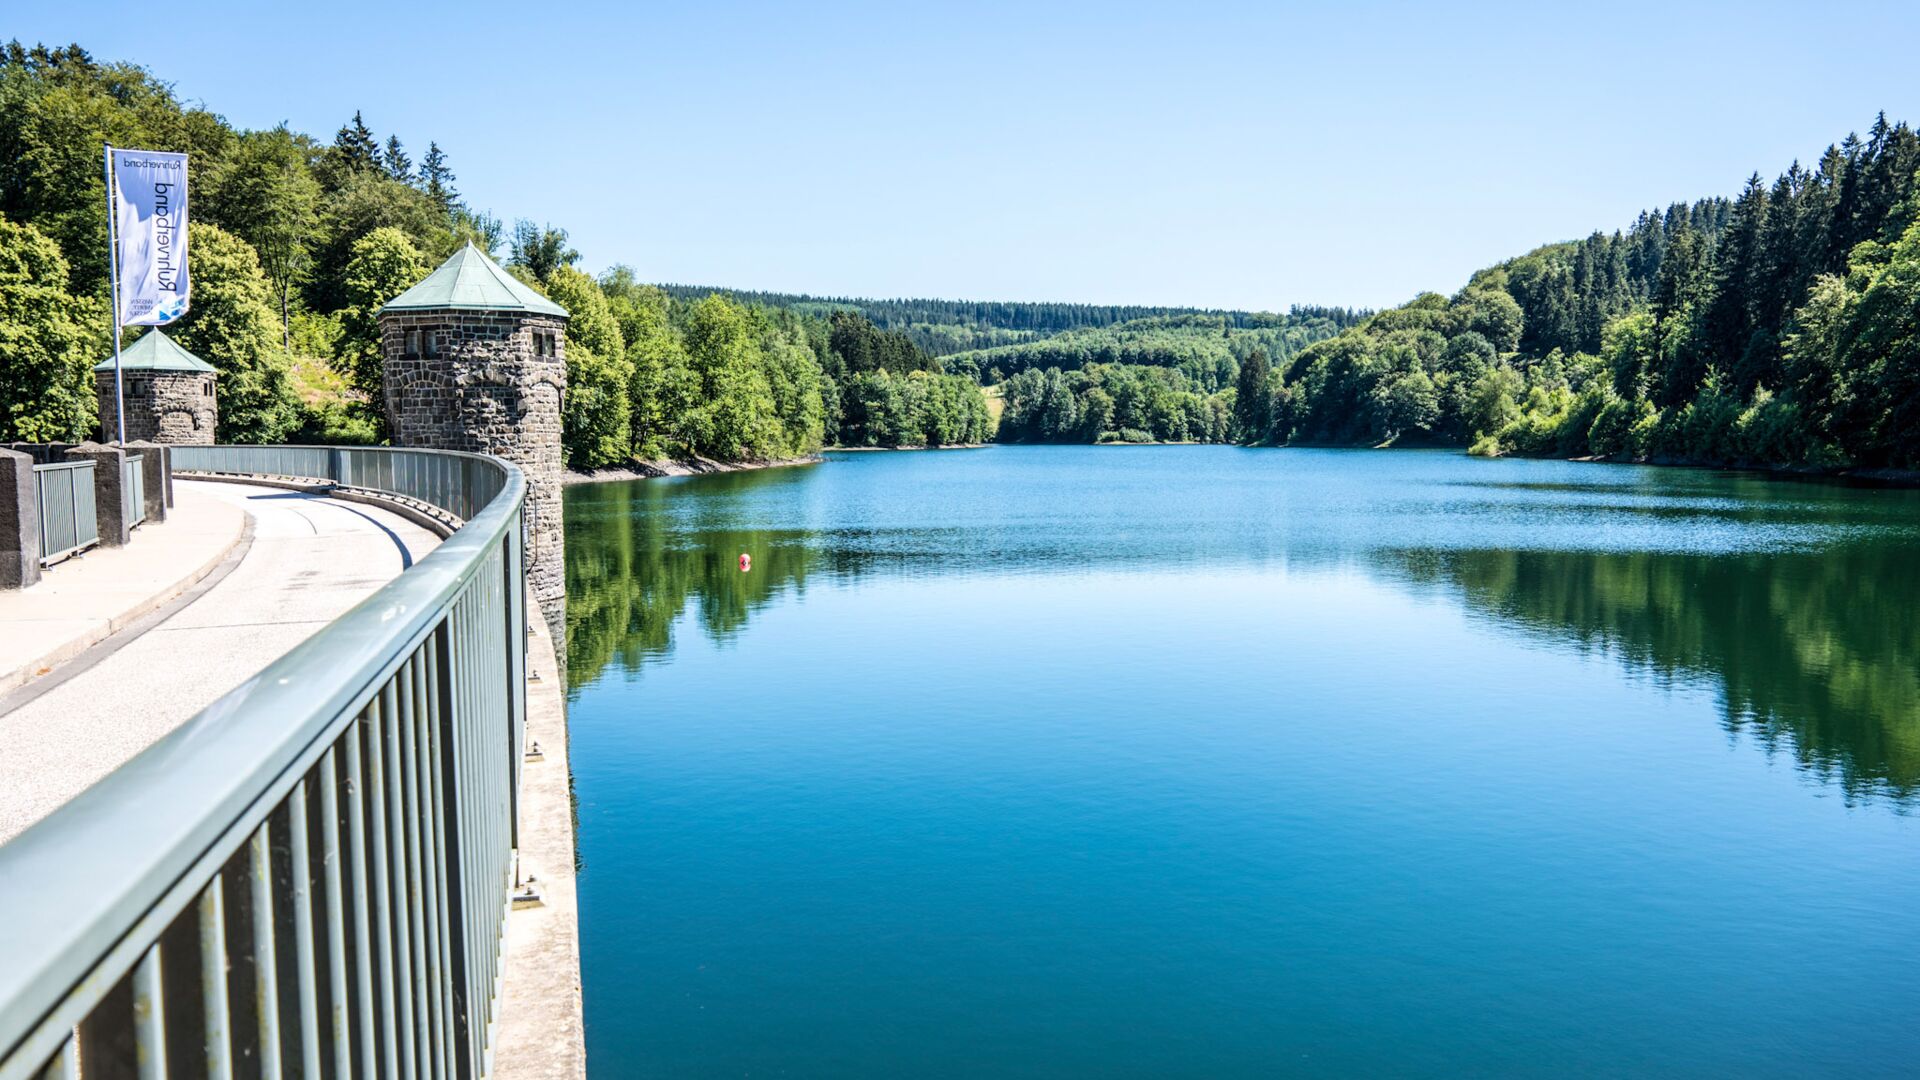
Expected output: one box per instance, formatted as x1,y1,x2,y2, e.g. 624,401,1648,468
110,148,190,327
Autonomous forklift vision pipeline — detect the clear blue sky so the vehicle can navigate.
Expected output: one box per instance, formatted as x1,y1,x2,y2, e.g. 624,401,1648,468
16,0,1920,310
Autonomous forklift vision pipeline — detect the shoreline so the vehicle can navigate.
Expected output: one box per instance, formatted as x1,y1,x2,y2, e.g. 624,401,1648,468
562,442,1920,490
564,455,822,486
1558,453,1920,489
563,444,994,485
827,443,989,452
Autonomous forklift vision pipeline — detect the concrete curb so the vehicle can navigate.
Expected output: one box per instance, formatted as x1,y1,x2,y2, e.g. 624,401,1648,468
0,495,253,695
493,589,586,1080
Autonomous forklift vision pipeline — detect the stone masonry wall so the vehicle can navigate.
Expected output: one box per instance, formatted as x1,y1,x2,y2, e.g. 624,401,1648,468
95,371,217,444
380,310,569,655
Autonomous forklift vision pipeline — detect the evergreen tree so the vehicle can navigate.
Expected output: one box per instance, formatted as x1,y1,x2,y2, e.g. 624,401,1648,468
1234,348,1271,441
383,135,412,183
420,141,457,212
332,110,381,174
509,220,578,284
1703,175,1770,391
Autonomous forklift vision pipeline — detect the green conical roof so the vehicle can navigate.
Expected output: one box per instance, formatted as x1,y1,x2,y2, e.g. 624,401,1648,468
94,329,216,373
380,242,568,317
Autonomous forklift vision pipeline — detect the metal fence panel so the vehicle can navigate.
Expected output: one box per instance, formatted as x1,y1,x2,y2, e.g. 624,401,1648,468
122,455,146,529
0,446,528,1080
33,462,98,564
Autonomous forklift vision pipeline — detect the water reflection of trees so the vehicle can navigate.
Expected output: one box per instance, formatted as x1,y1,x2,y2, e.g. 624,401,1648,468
564,474,824,688
1390,546,1920,804
566,468,1920,805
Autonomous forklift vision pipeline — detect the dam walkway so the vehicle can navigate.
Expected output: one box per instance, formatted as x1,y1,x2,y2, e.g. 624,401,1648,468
0,479,441,844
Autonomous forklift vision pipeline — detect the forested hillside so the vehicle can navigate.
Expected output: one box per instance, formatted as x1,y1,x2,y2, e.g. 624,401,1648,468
654,284,1360,358
0,42,993,464
6,42,1915,473
1236,115,1920,469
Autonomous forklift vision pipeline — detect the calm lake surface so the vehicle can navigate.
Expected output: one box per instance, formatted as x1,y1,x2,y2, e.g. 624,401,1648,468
564,446,1920,1077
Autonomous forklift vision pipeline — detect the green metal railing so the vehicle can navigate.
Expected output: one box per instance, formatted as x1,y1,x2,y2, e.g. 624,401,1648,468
33,460,99,563
0,446,528,1080
123,454,147,529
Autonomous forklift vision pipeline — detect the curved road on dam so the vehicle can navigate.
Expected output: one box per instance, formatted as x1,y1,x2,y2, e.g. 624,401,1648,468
0,479,440,845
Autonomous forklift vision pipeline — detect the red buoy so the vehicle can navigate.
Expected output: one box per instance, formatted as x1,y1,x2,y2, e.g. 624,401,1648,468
739,552,752,573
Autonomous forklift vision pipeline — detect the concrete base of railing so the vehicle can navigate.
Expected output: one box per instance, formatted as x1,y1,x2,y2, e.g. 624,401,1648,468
491,587,586,1080
0,450,39,589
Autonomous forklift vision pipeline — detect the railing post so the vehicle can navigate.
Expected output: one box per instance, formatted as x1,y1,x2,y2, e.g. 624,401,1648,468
121,442,169,525
0,448,40,589
503,523,525,848
63,442,130,548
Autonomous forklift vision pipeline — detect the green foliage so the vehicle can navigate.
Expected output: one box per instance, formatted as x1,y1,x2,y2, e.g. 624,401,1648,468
509,221,578,285
6,43,1916,476
1234,350,1271,441
998,363,1230,444
602,273,690,459
680,295,783,460
206,125,320,345
837,370,992,447
0,44,234,281
308,171,449,313
169,222,301,443
946,311,1347,383
545,267,634,469
1246,112,1920,472
0,212,100,441
338,226,426,405
652,285,1365,358
826,310,936,376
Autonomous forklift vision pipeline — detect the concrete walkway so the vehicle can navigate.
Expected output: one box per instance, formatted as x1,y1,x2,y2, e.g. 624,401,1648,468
0,480,440,845
0,482,248,692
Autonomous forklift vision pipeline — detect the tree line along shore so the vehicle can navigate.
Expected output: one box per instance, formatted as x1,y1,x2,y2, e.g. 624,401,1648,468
4,42,1919,477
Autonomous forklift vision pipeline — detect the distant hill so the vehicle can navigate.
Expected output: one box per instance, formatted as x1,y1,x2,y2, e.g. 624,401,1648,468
937,310,1362,386
650,283,1365,358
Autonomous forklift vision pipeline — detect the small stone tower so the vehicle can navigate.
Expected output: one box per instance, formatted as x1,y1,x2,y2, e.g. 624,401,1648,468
94,329,218,444
378,243,570,653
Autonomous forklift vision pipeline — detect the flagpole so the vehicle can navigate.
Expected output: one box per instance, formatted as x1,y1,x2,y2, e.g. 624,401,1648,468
102,142,125,445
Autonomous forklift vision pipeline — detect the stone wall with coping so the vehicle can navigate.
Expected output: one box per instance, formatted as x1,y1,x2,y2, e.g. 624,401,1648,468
0,448,40,589
95,371,217,444
63,442,129,548
378,309,569,652
120,442,171,524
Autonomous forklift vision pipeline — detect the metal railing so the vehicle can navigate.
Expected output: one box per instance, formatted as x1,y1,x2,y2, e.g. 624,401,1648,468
0,446,529,1080
123,454,147,529
34,461,99,564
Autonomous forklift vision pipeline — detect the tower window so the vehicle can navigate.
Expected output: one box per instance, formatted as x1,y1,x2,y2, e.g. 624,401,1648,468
425,330,442,357
405,329,420,357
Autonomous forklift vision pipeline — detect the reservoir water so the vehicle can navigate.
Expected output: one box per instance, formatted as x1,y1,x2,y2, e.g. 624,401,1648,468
564,446,1920,1076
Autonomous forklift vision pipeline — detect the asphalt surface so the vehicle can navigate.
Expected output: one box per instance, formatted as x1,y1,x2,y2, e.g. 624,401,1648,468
0,480,440,845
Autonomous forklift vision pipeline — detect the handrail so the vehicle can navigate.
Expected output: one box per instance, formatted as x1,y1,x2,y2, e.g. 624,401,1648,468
0,445,529,1079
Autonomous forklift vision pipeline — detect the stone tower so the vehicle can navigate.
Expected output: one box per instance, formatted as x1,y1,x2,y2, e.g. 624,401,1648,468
378,242,570,652
94,329,218,444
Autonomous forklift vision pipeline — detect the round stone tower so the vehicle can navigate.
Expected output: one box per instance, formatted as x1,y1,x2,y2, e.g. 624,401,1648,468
94,329,218,444
378,242,569,652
